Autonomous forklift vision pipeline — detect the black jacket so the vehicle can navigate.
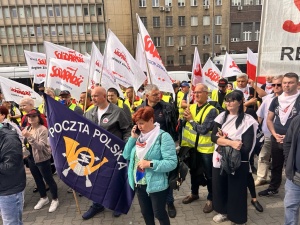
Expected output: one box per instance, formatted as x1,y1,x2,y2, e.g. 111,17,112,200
283,115,300,180
0,123,26,196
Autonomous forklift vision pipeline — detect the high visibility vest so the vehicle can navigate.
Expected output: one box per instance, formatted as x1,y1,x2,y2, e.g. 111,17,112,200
162,94,171,103
177,91,185,119
124,98,143,113
38,103,45,114
13,106,21,124
181,103,215,153
211,89,232,109
117,99,124,108
69,103,76,111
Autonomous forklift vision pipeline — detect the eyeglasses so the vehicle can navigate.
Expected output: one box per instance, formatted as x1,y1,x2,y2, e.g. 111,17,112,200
193,91,207,95
271,83,282,87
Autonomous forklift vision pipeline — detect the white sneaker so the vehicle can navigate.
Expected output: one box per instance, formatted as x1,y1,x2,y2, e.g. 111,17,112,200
34,197,49,210
49,199,59,213
213,214,228,223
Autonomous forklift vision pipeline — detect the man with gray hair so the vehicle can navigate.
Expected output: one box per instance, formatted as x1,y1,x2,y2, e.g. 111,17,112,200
235,73,258,108
137,84,178,218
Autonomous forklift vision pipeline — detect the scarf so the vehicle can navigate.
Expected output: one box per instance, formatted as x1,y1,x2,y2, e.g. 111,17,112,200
235,86,250,100
265,82,273,94
278,91,300,126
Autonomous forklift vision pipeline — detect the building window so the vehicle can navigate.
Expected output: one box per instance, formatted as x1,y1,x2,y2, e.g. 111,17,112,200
17,45,23,55
48,7,54,17
153,17,160,27
33,7,40,18
85,24,91,34
71,25,77,35
178,0,185,6
2,46,8,57
167,55,174,66
83,6,89,16
14,27,21,37
179,55,186,65
0,10,2,19
255,22,260,41
78,25,84,35
179,35,186,46
69,6,75,17
139,0,147,7
191,16,198,26
0,28,5,38
215,0,222,5
4,8,10,18
10,46,16,56
57,25,63,36
178,16,185,26
152,0,159,7
203,34,210,45
91,24,97,35
154,37,161,47
55,6,61,17
50,26,56,36
7,27,13,38
62,6,68,17
76,6,82,16
165,0,172,6
166,36,174,46
203,0,209,5
243,23,253,41
43,26,49,36
141,17,147,28
215,34,221,44
232,0,241,6
89,5,95,16
11,8,17,18
29,27,35,37
80,43,86,53
256,0,262,5
203,16,210,26
244,0,253,5
231,23,241,42
36,27,42,37
97,6,102,16
191,0,198,6
18,8,24,18
191,35,198,45
166,16,173,27
22,27,28,37
25,7,32,17
215,16,222,25
64,25,70,36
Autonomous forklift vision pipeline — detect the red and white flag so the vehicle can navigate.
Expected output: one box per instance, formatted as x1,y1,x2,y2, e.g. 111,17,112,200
202,58,221,91
104,29,146,93
136,14,174,97
258,0,300,76
46,58,89,100
191,47,203,91
247,48,266,85
24,50,47,84
89,42,124,97
221,52,242,78
0,76,43,107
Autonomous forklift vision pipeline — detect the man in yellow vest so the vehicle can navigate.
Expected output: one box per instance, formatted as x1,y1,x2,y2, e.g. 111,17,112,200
79,91,94,112
59,90,83,116
181,83,218,214
211,78,232,109
124,87,143,114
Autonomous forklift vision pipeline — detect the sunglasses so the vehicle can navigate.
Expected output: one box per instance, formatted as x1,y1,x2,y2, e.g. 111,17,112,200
271,83,282,87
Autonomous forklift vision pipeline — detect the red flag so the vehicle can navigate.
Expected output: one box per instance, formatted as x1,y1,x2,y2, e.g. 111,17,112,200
247,48,266,84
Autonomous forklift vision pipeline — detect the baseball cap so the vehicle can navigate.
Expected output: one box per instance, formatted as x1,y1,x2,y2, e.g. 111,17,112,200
59,90,71,96
218,78,228,87
181,82,190,87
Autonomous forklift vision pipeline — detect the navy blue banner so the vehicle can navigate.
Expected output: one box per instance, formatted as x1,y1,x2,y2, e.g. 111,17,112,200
44,94,134,214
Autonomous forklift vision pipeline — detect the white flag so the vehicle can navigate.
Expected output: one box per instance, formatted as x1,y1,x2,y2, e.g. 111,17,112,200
191,47,203,90
0,76,43,107
136,33,148,73
202,58,221,91
46,58,89,100
257,0,300,76
104,29,146,92
221,52,242,78
89,42,124,98
24,50,47,84
136,14,174,97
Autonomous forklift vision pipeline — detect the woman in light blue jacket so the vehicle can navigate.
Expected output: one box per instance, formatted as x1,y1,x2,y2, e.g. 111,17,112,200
123,106,177,225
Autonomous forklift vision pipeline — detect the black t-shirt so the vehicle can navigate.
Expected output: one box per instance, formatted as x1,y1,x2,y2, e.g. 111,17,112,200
269,96,300,135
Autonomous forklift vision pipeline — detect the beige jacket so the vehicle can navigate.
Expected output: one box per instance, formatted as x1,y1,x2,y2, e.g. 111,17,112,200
27,125,51,163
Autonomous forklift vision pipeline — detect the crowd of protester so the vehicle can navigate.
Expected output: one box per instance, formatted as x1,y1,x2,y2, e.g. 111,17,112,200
0,72,300,225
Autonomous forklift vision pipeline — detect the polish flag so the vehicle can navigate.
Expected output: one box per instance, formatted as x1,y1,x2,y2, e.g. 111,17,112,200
247,48,266,84
221,52,242,78
191,47,203,91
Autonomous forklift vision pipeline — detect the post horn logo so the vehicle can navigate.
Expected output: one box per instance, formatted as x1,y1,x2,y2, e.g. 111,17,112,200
62,136,108,187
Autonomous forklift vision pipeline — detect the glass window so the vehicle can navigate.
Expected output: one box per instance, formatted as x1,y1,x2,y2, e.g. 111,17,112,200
55,6,61,17
0,10,3,19
11,8,17,18
140,17,147,28
97,6,102,15
215,34,221,44
78,25,84,35
0,27,6,38
166,16,173,27
2,46,8,57
152,0,159,7
165,0,172,6
85,24,91,34
19,7,24,18
178,35,186,46
33,7,39,18
203,16,210,26
43,26,49,36
50,26,56,36
87,43,92,53
153,17,160,27
255,22,260,41
203,34,210,45
64,25,70,36
14,27,21,37
178,16,185,26
191,35,198,45
203,0,209,5
244,0,253,5
7,27,13,38
83,6,89,16
256,0,262,5
90,5,95,16
17,45,23,55
191,16,198,26
76,6,82,16
57,25,63,35
91,24,98,34
48,7,54,17
139,0,147,7
71,25,77,35
215,16,222,25
69,6,75,17
38,44,44,53
80,43,86,53
23,45,30,51
231,23,241,41
243,23,253,41
179,55,186,65
29,27,35,37
32,45,38,52
73,43,79,52
62,6,68,17
99,24,104,34
191,0,198,6
166,36,174,46
215,0,222,5
41,7,47,17
21,27,28,37
232,0,241,6
167,55,174,66
10,46,16,56
153,37,161,47
178,0,185,6
36,27,42,37
4,8,10,18
25,7,32,17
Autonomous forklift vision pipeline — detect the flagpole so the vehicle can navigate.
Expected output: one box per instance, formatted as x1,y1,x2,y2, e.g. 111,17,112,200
72,191,82,214
99,30,110,86
136,14,152,84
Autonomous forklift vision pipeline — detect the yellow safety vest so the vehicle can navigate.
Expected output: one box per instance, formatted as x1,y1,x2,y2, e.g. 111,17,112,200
162,94,171,103
124,99,143,114
69,103,76,111
211,89,232,109
181,103,215,153
117,99,124,108
177,91,185,119
13,106,21,124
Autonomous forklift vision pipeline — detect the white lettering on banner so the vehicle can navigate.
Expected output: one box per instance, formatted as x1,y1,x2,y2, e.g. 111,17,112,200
49,121,126,170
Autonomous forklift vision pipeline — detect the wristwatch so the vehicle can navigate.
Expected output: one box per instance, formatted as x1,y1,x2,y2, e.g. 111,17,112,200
150,162,153,168
189,120,194,123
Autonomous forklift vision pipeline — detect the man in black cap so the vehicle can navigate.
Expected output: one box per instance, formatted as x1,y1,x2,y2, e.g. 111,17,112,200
59,90,83,115
211,78,232,109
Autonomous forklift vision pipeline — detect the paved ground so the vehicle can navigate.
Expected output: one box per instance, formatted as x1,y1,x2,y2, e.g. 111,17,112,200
3,166,286,225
